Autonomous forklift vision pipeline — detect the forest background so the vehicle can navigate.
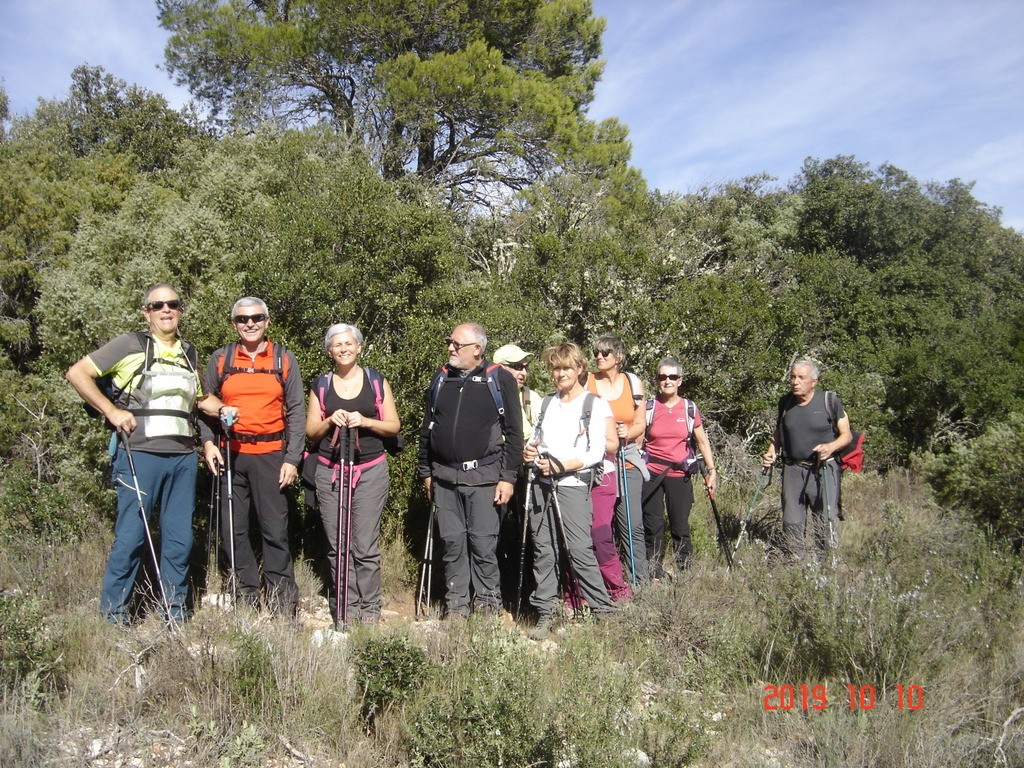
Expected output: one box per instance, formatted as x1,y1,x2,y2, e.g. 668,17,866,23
2,1,1024,766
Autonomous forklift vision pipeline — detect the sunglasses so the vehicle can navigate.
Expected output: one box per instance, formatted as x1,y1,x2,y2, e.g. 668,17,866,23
146,300,183,311
594,349,614,358
504,361,529,371
657,374,681,382
234,313,268,325
445,338,478,351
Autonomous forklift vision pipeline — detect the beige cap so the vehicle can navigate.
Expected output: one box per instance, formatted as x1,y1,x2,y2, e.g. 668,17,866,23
493,344,532,364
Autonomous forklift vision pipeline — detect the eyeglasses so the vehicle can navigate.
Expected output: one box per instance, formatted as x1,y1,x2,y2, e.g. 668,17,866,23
445,338,479,351
657,374,682,382
594,349,614,358
234,313,267,325
146,300,183,311
504,361,528,371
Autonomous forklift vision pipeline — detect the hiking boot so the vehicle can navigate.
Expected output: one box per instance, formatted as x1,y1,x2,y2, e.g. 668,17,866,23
528,615,552,641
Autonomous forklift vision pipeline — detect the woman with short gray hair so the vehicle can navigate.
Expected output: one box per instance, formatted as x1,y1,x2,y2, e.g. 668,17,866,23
306,323,399,629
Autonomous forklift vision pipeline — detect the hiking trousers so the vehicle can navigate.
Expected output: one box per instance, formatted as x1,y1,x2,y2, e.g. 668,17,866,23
641,474,695,572
530,482,614,618
614,466,649,584
102,448,196,624
781,460,840,559
590,472,632,601
433,480,502,616
220,450,298,615
316,459,388,622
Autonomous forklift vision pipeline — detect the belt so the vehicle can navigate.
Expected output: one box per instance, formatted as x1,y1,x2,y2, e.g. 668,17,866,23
442,451,502,472
231,430,285,444
784,457,836,469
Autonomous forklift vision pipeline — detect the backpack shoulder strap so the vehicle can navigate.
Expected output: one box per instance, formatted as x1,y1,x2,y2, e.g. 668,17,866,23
645,397,655,427
535,393,556,439
365,367,385,419
314,372,332,418
625,371,643,407
824,390,838,430
427,366,445,415
272,341,287,388
580,391,596,452
483,362,506,423
216,342,239,391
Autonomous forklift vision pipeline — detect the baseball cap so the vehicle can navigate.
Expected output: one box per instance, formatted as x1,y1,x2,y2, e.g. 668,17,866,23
493,344,532,365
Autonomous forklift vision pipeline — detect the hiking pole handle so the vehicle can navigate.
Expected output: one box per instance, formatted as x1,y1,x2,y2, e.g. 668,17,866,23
220,407,237,428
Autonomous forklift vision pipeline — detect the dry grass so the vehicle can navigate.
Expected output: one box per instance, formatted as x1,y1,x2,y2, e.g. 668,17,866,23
1,471,1023,767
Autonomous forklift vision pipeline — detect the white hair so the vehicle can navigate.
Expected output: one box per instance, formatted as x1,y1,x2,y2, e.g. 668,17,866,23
324,323,364,350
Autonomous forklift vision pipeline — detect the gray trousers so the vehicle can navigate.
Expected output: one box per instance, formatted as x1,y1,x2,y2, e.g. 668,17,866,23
615,466,649,584
530,481,613,617
316,459,388,620
433,480,501,615
781,460,840,559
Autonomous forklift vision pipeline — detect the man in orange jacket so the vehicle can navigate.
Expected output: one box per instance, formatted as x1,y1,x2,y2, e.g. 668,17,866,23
201,297,305,616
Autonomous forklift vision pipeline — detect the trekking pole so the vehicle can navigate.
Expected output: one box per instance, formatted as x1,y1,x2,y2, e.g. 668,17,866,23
547,475,582,621
617,428,637,585
415,501,437,620
341,425,356,627
330,424,346,630
515,466,536,620
207,456,221,598
819,458,838,566
732,466,772,559
699,460,734,570
221,411,238,610
116,431,173,625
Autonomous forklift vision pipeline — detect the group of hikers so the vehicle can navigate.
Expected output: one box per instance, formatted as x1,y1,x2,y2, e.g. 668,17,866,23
66,283,853,634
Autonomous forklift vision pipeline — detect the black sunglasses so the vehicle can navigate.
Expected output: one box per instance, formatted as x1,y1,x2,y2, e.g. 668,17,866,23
445,337,478,351
504,361,529,371
234,313,268,325
657,373,681,382
594,349,614,358
146,299,183,311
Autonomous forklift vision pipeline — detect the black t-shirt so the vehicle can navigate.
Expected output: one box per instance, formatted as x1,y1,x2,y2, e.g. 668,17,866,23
779,390,844,461
316,371,384,464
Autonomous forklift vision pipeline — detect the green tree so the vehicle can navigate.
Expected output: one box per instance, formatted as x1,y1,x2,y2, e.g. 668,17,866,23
158,0,613,205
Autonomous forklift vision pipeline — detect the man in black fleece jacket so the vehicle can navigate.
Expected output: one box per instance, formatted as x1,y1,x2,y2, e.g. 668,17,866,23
418,322,523,617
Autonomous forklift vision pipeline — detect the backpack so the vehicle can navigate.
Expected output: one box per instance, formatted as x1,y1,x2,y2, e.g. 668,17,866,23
215,341,287,393
533,391,603,486
312,368,404,456
777,390,864,472
644,397,699,474
426,362,506,431
823,391,865,472
84,331,199,427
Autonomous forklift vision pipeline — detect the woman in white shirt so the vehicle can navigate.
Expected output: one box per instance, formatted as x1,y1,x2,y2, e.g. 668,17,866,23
523,342,617,639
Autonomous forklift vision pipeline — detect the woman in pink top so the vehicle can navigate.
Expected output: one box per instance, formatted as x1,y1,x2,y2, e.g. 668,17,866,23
641,357,717,577
585,335,649,592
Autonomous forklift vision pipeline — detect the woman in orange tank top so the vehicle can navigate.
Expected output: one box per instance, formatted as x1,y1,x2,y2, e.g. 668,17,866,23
584,335,649,591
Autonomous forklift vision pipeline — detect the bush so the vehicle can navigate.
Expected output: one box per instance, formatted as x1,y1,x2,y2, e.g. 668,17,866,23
352,632,432,727
924,412,1024,543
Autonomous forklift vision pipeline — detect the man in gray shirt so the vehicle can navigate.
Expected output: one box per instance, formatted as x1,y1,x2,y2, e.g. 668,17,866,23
762,360,852,561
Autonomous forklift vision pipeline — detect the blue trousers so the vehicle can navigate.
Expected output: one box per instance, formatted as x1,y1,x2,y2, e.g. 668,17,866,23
101,448,197,623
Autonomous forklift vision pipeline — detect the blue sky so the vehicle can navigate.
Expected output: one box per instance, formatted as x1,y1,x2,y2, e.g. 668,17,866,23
2,0,1022,230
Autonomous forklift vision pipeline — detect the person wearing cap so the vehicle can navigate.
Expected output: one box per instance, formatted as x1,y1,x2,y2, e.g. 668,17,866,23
493,344,544,441
493,343,544,609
